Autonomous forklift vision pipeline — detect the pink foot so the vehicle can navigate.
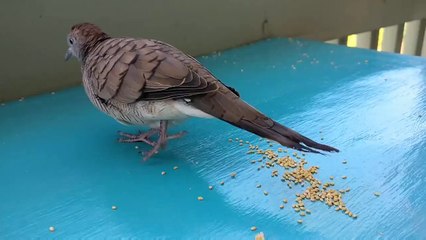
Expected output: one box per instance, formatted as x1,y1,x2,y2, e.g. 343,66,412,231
118,128,158,146
142,122,187,161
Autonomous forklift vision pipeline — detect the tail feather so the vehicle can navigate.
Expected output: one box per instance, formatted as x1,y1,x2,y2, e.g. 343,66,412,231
190,86,339,153
236,118,339,153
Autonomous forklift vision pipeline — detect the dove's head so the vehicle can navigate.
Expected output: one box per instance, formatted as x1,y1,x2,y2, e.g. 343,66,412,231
65,23,110,62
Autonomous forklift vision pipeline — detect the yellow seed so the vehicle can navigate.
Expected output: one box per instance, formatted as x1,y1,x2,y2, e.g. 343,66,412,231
280,205,284,209
208,186,214,190
342,176,347,179
283,199,288,203
255,232,265,240
263,191,269,196
330,176,334,180
297,219,303,224
239,143,243,146
352,214,358,219
173,166,178,170
342,160,347,164
230,172,237,178
251,226,257,231
306,209,311,214
161,171,166,175
374,192,381,197
300,212,306,216
112,205,117,210
49,226,55,232
239,140,243,143
197,196,204,201
220,181,225,185
256,184,262,188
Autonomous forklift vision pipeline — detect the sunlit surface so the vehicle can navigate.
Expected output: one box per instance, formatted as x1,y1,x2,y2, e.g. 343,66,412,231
1,39,425,239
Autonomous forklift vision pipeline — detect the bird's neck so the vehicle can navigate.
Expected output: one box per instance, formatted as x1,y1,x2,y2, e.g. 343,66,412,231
81,35,111,63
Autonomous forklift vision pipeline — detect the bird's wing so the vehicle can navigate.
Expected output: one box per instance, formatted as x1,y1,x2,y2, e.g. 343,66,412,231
85,38,226,103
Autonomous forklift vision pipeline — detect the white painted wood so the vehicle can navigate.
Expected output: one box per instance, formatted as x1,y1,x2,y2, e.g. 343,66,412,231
422,31,426,56
356,32,372,49
401,20,421,55
381,25,399,52
326,39,339,44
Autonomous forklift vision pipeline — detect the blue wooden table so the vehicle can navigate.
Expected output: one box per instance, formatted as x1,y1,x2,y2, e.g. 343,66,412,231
1,39,425,239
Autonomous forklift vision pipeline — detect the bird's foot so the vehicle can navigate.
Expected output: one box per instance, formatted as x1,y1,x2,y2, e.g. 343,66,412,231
118,121,187,161
142,130,187,160
117,128,158,146
166,131,188,140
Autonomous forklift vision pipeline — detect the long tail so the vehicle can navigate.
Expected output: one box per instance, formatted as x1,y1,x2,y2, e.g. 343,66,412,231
190,86,339,153
233,116,338,153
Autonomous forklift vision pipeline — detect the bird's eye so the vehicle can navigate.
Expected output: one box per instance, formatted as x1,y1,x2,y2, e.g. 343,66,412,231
69,39,74,44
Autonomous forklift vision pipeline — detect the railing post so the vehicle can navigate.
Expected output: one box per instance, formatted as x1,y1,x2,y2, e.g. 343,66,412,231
415,19,426,56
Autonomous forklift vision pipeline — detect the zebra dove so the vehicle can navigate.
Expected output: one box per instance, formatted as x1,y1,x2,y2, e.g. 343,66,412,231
65,23,338,160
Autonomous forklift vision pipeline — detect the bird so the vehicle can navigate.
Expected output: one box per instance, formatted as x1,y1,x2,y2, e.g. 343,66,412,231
65,23,339,160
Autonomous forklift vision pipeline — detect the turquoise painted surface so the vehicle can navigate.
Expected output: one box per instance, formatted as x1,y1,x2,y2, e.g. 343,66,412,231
1,39,426,239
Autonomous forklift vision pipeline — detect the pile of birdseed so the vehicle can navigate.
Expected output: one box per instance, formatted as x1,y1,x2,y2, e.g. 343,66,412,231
229,138,357,223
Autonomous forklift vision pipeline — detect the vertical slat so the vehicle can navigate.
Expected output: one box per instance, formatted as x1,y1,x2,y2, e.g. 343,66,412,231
347,34,357,47
395,24,405,53
422,29,426,57
380,24,404,53
370,29,379,50
326,39,339,44
401,20,421,55
415,19,426,56
422,32,426,57
338,37,348,46
355,32,371,49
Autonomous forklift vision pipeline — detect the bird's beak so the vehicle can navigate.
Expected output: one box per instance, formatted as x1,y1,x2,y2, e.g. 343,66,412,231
65,48,72,61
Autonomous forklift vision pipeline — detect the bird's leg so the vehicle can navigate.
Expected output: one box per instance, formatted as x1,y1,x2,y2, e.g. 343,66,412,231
143,121,188,160
118,128,158,146
143,120,168,160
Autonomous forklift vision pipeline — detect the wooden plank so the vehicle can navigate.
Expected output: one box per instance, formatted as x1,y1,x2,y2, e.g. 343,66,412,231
415,19,426,56
380,25,402,53
326,39,339,44
422,33,426,56
355,32,371,49
401,20,421,55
